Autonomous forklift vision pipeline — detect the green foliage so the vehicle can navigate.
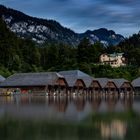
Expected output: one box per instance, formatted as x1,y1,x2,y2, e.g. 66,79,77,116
0,65,11,77
79,63,92,75
77,38,104,64
90,64,137,80
117,33,140,66
0,17,139,80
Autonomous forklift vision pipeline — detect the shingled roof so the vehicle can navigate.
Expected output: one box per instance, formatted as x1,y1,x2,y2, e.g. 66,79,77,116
132,77,140,88
59,70,93,87
0,72,64,87
0,75,5,83
111,78,131,88
94,78,109,88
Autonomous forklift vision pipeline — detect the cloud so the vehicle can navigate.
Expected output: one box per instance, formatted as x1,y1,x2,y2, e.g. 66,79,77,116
1,0,140,36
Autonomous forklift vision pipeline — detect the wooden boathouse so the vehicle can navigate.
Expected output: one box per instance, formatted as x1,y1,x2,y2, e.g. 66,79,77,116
59,70,102,95
59,70,87,95
89,79,102,94
111,78,134,94
95,78,118,94
132,77,140,94
0,72,67,95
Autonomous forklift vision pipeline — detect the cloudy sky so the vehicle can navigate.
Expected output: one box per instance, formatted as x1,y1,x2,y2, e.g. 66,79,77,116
1,0,140,37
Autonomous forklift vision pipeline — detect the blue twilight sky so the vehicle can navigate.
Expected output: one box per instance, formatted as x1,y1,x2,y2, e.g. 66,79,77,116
1,0,140,37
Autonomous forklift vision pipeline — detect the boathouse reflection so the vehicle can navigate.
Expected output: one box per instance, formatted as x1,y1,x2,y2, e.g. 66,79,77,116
0,94,137,114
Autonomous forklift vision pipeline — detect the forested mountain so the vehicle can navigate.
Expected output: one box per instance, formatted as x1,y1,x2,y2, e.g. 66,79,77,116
0,17,43,76
0,5,124,46
0,17,139,80
80,28,124,46
0,5,140,80
0,5,79,45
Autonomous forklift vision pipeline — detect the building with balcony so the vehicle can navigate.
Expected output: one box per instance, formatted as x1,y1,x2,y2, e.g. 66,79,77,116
100,53,126,67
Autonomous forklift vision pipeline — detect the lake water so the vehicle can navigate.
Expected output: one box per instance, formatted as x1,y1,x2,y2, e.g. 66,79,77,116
0,94,140,140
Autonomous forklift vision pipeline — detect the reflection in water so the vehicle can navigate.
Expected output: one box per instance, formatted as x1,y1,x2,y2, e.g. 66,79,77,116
0,94,140,140
0,95,135,111
0,95,136,115
105,95,118,111
100,120,127,139
121,97,133,110
88,96,101,111
53,97,68,112
73,96,86,111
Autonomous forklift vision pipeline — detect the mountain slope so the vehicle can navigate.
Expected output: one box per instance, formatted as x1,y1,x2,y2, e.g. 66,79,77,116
0,5,124,46
0,5,79,45
80,28,124,46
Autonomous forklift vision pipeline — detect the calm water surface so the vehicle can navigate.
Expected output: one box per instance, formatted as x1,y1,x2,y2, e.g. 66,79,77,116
0,94,140,140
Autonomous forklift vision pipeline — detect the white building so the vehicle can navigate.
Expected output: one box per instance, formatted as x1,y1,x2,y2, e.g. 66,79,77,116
100,53,126,67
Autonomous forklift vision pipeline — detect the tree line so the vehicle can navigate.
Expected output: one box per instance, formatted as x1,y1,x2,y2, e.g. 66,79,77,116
0,18,140,80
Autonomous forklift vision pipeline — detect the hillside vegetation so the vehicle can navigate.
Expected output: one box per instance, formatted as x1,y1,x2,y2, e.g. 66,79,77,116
0,17,140,80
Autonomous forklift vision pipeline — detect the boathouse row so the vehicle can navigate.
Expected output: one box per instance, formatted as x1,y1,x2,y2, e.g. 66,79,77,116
0,72,68,95
95,78,118,94
0,70,134,95
95,78,134,94
59,70,102,95
112,79,134,93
